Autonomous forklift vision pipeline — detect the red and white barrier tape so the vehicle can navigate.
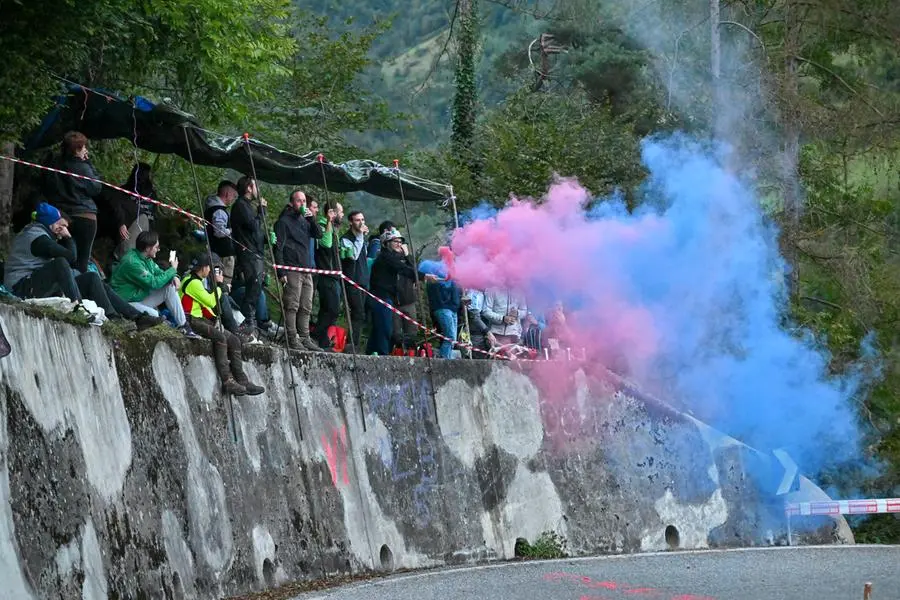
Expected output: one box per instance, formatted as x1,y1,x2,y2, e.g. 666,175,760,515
272,264,343,276
785,498,900,517
0,154,269,262
2,155,561,362
338,274,503,359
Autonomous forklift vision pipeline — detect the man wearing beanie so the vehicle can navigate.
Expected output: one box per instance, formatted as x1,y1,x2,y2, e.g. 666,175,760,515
4,202,164,330
180,253,265,396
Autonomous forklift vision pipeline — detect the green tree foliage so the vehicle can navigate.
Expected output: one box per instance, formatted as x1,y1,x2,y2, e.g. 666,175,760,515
0,0,297,141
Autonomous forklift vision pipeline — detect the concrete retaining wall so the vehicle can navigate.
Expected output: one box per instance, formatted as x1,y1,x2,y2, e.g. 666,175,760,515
0,305,847,599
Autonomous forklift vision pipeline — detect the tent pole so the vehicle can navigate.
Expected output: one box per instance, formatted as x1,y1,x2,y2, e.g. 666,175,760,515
394,160,429,350
449,187,472,359
243,133,304,441
182,126,224,332
317,155,359,356
317,156,367,431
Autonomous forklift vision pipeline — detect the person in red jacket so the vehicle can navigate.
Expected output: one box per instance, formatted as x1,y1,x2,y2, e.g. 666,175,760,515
180,254,264,396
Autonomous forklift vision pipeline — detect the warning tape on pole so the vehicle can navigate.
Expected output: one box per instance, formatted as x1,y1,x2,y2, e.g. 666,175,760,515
785,498,900,517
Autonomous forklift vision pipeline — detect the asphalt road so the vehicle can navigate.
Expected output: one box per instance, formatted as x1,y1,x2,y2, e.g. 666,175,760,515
291,546,899,600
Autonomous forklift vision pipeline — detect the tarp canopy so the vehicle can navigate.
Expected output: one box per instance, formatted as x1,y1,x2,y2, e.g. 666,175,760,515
22,84,449,202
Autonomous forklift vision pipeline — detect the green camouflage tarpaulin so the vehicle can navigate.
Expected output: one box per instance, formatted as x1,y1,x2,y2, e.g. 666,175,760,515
23,84,449,202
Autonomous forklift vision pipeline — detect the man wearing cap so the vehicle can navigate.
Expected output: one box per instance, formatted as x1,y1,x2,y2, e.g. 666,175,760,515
367,228,437,356
180,254,265,396
4,203,163,330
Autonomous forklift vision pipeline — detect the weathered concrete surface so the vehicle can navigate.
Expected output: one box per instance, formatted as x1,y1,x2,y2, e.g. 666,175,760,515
0,304,849,599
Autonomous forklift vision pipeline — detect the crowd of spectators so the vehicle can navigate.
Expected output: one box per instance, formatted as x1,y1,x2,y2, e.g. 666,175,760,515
3,131,577,394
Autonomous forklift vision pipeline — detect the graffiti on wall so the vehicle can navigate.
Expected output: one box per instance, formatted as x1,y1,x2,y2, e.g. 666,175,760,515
322,424,350,487
364,379,439,527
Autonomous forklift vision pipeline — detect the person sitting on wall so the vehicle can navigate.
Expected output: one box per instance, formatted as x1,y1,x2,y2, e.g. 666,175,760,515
4,203,164,330
109,230,189,332
180,253,265,396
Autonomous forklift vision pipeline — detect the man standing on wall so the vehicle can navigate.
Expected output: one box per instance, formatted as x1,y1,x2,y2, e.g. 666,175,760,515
274,190,323,350
340,210,369,353
230,176,267,338
204,180,238,285
314,202,343,351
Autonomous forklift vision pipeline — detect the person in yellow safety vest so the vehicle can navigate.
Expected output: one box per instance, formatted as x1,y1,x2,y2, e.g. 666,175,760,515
179,254,264,396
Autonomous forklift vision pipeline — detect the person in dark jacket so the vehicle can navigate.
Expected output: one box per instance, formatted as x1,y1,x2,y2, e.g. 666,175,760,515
340,210,369,352
204,180,238,284
230,176,268,336
366,229,436,356
4,203,162,330
275,190,323,350
43,131,103,274
95,162,159,261
313,201,343,350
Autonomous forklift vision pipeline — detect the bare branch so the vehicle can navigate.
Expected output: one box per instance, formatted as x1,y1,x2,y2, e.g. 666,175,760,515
793,55,885,117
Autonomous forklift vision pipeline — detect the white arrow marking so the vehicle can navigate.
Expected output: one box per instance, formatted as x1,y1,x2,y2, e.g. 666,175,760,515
773,448,798,495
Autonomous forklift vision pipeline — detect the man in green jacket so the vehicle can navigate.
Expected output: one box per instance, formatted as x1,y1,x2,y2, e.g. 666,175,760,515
110,231,187,328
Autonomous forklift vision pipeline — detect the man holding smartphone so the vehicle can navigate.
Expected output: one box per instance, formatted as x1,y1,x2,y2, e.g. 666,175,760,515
110,231,188,331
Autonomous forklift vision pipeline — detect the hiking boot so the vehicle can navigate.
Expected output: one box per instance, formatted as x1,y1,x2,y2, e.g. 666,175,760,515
300,337,322,351
222,378,247,396
135,314,165,331
237,380,265,396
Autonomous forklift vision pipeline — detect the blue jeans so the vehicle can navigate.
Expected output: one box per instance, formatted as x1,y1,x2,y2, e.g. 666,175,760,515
434,308,458,358
366,298,394,356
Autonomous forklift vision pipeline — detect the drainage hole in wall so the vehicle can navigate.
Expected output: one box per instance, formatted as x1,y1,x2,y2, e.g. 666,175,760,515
665,525,680,549
379,544,394,571
262,558,276,588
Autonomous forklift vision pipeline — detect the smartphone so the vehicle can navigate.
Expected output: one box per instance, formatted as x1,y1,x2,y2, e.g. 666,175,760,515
168,250,176,264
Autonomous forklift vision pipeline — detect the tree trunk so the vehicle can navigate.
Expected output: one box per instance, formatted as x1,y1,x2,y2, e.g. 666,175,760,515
451,0,479,180
0,142,14,254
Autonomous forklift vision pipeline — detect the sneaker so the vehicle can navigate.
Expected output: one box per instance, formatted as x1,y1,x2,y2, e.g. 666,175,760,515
300,337,322,352
237,380,265,396
222,378,247,395
135,314,165,331
179,324,203,339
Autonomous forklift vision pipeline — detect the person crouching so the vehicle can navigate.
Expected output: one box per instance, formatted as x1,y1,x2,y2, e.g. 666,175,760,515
180,254,264,396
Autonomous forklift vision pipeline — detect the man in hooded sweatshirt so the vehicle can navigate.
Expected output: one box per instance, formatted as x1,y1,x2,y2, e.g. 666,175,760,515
204,180,238,285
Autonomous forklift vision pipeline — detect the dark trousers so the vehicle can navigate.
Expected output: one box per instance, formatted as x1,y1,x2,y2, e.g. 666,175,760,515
235,255,264,326
75,272,138,319
346,287,366,348
315,276,341,347
13,259,136,320
70,216,97,274
189,316,247,382
13,257,80,300
366,297,393,356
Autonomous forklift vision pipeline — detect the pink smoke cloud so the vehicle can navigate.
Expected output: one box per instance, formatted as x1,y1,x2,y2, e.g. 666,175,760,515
445,178,664,370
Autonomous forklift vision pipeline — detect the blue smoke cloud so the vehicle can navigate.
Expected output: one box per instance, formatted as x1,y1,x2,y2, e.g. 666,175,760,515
601,134,873,473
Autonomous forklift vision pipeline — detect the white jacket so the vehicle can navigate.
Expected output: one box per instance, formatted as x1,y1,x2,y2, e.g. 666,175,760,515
481,289,528,339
